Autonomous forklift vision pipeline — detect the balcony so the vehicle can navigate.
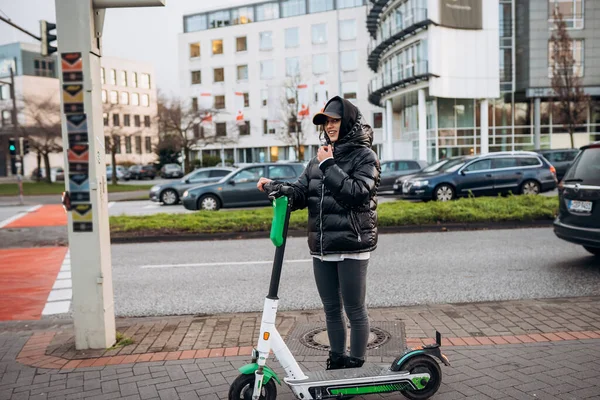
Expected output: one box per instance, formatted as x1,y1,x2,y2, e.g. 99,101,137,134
368,60,435,106
367,8,432,72
366,0,391,38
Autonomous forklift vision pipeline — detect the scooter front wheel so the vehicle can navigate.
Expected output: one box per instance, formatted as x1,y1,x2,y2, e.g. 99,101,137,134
228,374,278,400
400,355,442,400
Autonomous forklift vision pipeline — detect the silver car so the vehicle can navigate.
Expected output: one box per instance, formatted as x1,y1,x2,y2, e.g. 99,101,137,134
149,167,236,205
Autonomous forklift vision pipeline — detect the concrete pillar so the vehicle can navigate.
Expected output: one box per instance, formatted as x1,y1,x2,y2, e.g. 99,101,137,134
418,89,427,161
534,97,541,149
480,99,489,154
385,99,394,160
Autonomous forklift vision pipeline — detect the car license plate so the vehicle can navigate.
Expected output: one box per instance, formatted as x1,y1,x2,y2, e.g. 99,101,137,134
568,200,593,213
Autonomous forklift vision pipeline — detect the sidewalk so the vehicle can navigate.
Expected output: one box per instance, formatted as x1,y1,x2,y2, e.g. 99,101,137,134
1,296,600,399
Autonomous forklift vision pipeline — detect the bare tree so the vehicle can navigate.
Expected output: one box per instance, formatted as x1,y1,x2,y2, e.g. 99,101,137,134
19,96,62,183
103,103,141,184
276,74,310,161
550,9,589,148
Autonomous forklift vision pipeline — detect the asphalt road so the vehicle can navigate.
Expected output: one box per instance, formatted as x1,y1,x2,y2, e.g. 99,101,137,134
110,228,600,317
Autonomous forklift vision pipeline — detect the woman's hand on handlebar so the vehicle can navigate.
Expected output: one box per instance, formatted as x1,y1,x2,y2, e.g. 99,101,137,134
257,177,272,192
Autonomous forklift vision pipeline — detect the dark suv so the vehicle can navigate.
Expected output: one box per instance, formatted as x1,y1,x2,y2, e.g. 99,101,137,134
402,151,557,201
553,142,600,257
129,164,156,180
535,149,580,181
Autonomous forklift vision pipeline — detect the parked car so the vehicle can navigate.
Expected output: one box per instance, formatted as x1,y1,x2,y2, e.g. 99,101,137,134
378,159,429,192
31,167,64,182
106,165,130,181
401,151,557,201
182,163,305,211
160,163,184,179
535,149,580,181
553,142,600,257
149,167,236,205
128,164,156,180
393,158,454,194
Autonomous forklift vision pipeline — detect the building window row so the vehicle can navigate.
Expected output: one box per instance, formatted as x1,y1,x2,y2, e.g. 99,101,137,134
103,112,152,128
104,135,153,155
34,59,55,77
376,0,428,44
100,68,151,89
548,0,584,29
184,0,364,32
102,90,151,107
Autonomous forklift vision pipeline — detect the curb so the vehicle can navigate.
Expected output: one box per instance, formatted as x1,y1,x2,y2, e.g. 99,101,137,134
110,220,554,244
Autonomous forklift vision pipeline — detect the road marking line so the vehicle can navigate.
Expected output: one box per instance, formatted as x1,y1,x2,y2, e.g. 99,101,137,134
42,250,72,316
0,205,42,228
140,259,313,269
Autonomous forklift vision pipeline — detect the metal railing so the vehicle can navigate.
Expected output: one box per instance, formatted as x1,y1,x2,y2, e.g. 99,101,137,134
370,60,429,93
368,8,428,54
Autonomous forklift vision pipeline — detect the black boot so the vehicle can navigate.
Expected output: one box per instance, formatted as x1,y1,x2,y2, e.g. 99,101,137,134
326,352,347,370
345,356,365,369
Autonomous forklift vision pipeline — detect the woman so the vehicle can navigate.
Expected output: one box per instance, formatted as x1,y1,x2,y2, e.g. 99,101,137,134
257,96,381,370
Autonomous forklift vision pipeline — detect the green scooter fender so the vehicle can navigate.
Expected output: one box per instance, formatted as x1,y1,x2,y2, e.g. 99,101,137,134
238,363,282,386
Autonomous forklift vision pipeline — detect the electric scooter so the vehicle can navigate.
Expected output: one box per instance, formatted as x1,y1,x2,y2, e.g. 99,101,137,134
229,185,450,400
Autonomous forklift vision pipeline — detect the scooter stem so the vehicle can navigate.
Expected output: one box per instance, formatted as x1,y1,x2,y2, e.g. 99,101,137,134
267,202,292,300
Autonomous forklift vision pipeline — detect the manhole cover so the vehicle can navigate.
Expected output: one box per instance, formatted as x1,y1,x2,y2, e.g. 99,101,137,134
300,326,390,351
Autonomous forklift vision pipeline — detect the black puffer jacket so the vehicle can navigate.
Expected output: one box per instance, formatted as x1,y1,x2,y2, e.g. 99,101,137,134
284,97,381,256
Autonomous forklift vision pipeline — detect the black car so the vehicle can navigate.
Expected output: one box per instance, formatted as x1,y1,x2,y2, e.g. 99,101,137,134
393,159,454,194
129,164,156,180
553,142,600,257
535,149,580,181
401,151,557,201
182,163,305,211
379,159,429,192
149,167,236,205
160,163,184,179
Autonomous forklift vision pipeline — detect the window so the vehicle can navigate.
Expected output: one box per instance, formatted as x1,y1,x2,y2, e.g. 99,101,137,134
140,73,151,89
125,137,132,154
135,136,142,154
192,97,198,112
145,137,152,153
193,124,203,138
281,0,306,17
261,60,274,79
134,115,141,127
373,112,383,129
261,90,268,107
120,91,129,105
268,165,296,179
101,67,105,84
256,2,279,21
214,68,225,82
101,90,107,103
144,115,151,127
309,0,334,13
131,72,138,88
549,39,584,77
286,57,300,77
312,54,329,74
236,36,247,52
124,114,131,127
239,121,251,135
549,0,584,29
141,94,150,107
190,43,200,58
259,31,273,50
340,51,358,71
189,170,210,182
465,159,491,172
233,166,265,183
237,65,248,80
184,14,207,32
109,69,116,85
131,93,140,106
216,122,227,136
519,157,542,167
337,0,363,8
104,137,111,154
214,95,226,109
232,6,254,24
103,112,109,126
342,82,357,99
110,90,118,104
0,84,10,100
285,28,299,48
191,70,202,84
120,70,127,86
263,119,276,134
243,92,250,107
112,114,120,126
492,158,518,169
209,10,231,28
312,23,327,44
339,19,357,40
212,39,223,55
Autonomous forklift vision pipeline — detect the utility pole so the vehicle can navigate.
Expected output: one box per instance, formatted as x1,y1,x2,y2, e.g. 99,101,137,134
9,67,23,176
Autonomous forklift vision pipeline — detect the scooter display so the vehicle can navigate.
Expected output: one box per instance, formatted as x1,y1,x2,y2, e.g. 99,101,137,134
229,185,450,400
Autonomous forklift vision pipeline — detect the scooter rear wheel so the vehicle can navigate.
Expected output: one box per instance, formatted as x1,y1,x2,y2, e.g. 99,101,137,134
228,374,277,400
399,355,442,400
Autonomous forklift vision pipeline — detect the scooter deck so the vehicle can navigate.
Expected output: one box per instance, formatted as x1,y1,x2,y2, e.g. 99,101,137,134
285,363,408,384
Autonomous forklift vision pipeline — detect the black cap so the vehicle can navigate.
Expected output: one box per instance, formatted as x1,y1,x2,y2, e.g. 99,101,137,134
312,99,343,125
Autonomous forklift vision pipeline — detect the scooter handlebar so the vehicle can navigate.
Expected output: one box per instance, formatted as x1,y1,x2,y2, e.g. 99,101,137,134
265,183,294,200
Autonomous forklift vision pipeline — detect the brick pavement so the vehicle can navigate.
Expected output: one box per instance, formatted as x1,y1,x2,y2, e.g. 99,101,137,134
1,296,600,399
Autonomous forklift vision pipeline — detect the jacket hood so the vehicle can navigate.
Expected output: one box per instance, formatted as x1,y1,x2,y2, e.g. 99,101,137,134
322,96,373,153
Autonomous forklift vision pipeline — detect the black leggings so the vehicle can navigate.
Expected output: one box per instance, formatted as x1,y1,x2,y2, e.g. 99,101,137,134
313,258,369,359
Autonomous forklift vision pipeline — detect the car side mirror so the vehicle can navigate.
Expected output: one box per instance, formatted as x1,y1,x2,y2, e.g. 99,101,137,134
228,180,236,186
460,170,466,176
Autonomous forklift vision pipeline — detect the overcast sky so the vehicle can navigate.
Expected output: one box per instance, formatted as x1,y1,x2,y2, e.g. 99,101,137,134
0,0,247,96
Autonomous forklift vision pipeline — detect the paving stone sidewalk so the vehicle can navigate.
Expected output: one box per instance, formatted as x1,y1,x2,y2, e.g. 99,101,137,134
2,296,600,399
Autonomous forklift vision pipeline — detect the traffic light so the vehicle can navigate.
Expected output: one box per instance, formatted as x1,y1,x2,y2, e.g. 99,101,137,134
23,139,30,155
40,20,57,56
8,139,16,156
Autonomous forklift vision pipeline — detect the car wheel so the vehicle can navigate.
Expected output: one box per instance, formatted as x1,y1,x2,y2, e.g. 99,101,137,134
160,189,179,206
520,180,541,195
434,184,455,202
583,246,600,257
198,195,220,211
